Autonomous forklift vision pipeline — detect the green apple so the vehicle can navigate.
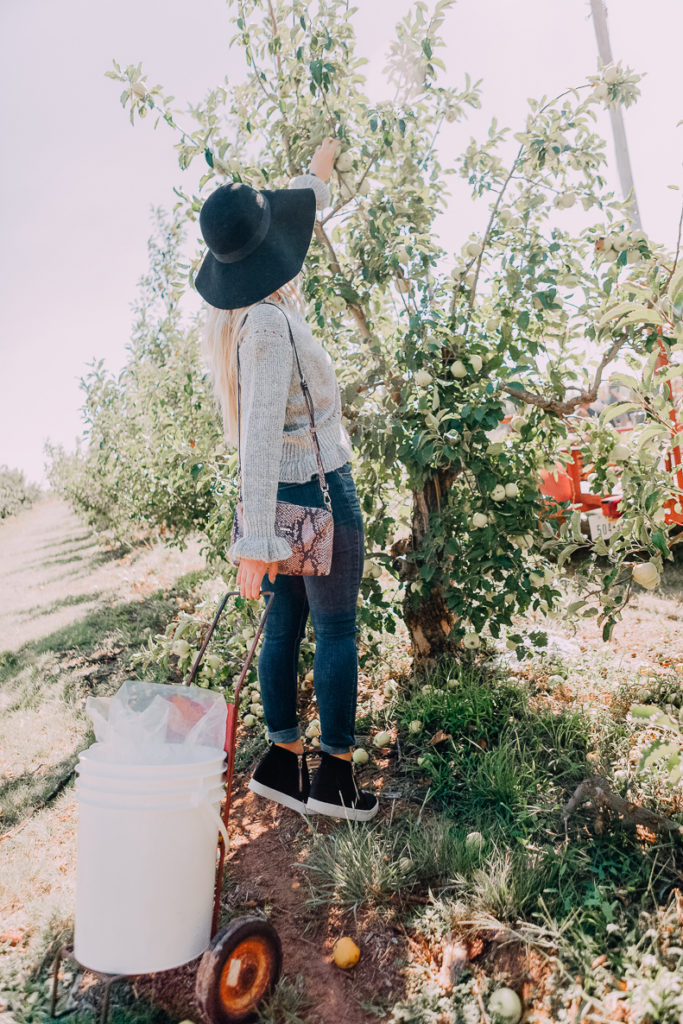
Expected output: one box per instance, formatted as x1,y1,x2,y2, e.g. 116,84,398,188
632,562,660,590
465,240,483,258
488,988,522,1024
335,151,353,172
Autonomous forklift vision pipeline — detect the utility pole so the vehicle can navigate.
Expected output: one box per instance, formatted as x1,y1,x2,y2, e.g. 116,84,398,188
589,0,643,229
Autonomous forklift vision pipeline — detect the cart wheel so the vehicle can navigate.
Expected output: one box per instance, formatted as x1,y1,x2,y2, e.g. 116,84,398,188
195,916,282,1024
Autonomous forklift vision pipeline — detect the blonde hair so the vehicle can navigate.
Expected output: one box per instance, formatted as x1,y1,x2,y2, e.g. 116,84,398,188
200,274,306,446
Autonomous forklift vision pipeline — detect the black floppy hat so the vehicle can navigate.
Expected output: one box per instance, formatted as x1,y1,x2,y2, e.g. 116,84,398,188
194,181,317,310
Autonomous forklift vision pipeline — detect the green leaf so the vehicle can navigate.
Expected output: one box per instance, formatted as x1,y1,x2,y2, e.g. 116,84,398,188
651,528,669,555
310,60,323,86
630,704,657,719
204,148,214,168
651,711,679,730
602,619,615,641
621,308,664,328
641,740,681,771
667,263,683,304
637,424,669,449
558,543,579,567
517,312,530,330
609,372,640,392
598,301,656,329
600,402,640,426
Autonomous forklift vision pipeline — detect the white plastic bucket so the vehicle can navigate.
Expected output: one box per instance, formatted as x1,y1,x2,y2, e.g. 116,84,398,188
74,743,227,975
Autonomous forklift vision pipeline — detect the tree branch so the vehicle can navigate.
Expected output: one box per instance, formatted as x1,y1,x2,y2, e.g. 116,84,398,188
311,220,372,341
503,331,630,415
563,773,683,841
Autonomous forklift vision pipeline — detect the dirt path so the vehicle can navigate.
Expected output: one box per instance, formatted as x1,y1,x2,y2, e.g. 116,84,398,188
0,495,206,652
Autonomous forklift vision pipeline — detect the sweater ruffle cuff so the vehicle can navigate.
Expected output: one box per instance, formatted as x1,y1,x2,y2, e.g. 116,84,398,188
288,171,331,211
228,534,294,565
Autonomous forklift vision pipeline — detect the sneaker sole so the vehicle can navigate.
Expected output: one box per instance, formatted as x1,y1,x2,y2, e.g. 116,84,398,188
306,796,379,822
248,778,308,815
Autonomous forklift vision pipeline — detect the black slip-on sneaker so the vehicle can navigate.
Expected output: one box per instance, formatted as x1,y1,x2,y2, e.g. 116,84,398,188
306,751,379,822
248,743,310,814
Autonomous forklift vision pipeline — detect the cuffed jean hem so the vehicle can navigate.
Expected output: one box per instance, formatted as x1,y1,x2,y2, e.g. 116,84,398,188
320,740,355,755
267,726,301,744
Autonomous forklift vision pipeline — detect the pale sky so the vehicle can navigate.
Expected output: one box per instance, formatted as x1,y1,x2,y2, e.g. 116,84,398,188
1,0,681,488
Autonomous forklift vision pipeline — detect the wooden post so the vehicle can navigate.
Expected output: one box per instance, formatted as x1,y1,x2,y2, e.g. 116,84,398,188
589,0,643,230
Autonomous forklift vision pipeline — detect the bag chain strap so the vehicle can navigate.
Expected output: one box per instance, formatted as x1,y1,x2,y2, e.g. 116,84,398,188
235,300,333,514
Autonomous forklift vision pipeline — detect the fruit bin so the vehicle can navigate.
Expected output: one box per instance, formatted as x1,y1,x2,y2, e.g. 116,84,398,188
539,326,683,530
49,589,281,1024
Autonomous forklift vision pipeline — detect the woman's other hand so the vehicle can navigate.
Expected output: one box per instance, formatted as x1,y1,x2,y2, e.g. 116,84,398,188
236,557,279,600
309,137,341,183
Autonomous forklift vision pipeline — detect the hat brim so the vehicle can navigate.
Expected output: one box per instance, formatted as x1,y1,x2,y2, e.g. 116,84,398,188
193,186,317,310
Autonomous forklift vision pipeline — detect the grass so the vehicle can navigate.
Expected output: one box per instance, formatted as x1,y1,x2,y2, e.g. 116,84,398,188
5,526,683,1023
254,974,313,1024
298,655,683,1023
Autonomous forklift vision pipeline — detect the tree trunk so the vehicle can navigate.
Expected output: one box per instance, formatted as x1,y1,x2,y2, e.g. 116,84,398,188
396,471,460,664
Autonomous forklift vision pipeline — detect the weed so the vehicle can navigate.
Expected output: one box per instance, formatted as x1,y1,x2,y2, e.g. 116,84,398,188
254,973,313,1024
302,809,480,916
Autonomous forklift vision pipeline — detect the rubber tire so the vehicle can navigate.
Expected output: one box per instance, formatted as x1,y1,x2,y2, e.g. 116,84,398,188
195,916,282,1024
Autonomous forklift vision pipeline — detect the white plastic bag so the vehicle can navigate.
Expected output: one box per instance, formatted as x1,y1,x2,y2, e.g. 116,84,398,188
86,680,227,764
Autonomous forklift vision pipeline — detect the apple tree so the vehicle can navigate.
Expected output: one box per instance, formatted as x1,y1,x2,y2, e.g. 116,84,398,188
97,0,682,666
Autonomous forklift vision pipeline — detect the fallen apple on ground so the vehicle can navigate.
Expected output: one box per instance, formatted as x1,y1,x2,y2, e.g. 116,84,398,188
333,936,360,969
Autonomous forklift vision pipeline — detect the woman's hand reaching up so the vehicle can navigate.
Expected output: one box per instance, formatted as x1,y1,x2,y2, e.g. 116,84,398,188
309,137,341,183
236,557,279,600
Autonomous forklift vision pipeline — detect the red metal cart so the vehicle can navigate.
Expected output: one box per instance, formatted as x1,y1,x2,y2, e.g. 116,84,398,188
50,589,280,1024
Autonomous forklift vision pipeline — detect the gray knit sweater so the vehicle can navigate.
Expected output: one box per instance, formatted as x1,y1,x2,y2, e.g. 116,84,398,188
227,171,353,565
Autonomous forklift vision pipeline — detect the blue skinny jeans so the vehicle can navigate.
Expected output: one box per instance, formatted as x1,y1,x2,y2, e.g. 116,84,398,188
257,461,364,755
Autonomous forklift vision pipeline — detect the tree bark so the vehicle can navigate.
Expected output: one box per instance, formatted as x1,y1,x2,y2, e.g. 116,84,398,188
397,470,460,663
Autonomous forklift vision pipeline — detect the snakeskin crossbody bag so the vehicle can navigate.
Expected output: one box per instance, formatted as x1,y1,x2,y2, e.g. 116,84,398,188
230,300,334,576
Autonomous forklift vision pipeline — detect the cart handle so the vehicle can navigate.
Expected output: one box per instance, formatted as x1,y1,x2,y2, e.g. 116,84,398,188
183,589,275,704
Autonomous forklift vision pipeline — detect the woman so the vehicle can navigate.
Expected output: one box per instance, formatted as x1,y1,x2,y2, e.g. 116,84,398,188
196,138,378,822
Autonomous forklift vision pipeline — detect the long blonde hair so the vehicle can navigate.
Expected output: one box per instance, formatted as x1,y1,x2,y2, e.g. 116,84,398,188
200,274,306,446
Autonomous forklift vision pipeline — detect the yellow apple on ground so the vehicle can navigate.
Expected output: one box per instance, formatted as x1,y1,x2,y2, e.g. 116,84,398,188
333,937,360,969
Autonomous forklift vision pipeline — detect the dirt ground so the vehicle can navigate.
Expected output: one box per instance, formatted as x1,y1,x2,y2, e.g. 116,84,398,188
2,495,682,1023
